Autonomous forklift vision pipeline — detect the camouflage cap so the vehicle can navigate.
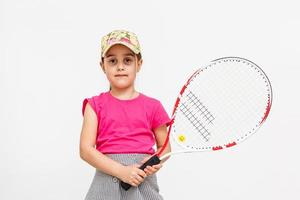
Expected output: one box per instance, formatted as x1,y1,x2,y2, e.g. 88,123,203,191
101,30,141,58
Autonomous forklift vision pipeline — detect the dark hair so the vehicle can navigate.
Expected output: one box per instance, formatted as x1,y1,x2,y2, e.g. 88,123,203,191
102,53,142,91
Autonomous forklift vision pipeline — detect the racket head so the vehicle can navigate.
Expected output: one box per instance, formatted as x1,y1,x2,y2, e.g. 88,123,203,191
170,57,272,152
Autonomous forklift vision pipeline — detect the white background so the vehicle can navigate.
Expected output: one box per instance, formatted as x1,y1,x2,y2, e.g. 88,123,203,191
1,0,300,199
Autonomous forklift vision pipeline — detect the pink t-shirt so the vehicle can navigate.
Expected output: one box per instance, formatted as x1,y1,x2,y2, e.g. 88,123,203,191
82,91,171,154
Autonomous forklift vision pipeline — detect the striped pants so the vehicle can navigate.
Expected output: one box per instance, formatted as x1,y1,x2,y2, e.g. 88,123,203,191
84,154,164,200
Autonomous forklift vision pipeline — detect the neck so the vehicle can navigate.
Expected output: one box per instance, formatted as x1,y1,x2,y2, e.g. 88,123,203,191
109,86,138,100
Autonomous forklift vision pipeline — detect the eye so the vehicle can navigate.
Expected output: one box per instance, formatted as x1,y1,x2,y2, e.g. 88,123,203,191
108,58,117,65
124,57,133,65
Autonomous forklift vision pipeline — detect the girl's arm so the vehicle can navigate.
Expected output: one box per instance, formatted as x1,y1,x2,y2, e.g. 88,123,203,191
142,124,171,175
154,124,171,162
79,103,146,187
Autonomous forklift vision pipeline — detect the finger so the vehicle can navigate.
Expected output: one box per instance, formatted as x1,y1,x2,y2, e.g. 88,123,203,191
148,168,157,175
144,164,161,172
145,166,155,173
131,179,140,186
135,174,144,183
137,169,147,178
132,176,143,185
144,168,151,175
130,181,138,187
131,171,144,182
152,164,163,169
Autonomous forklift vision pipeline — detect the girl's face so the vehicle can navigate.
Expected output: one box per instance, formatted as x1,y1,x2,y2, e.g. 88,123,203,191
101,44,142,90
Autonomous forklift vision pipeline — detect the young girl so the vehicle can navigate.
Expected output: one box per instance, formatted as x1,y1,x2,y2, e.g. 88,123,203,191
80,30,171,200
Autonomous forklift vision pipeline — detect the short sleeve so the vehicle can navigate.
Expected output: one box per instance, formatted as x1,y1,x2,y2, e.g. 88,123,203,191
82,97,97,116
151,101,171,130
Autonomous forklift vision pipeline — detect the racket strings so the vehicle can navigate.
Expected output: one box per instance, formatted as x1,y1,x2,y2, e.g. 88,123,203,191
179,91,213,142
194,63,268,119
214,66,266,131
171,58,272,150
186,91,215,124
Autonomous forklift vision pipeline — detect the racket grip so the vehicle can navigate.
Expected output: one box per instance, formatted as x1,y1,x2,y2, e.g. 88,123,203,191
120,155,161,191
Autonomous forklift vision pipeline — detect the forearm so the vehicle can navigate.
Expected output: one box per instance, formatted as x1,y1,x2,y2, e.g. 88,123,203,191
156,142,171,163
80,146,124,178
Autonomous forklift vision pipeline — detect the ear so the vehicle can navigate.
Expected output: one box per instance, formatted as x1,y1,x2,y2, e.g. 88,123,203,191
100,61,106,73
136,59,143,73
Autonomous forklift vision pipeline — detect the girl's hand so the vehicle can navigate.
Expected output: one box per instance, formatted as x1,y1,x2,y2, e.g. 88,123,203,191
141,156,163,176
118,164,147,187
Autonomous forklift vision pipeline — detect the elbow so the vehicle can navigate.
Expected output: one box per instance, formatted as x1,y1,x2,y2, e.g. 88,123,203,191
80,143,96,160
79,148,85,160
79,145,89,160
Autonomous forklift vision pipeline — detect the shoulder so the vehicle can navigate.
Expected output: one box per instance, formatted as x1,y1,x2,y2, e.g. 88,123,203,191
82,91,109,116
141,93,171,129
140,92,162,106
90,91,108,102
139,93,166,113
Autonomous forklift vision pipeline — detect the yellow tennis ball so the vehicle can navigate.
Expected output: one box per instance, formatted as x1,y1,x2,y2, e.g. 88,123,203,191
178,135,186,142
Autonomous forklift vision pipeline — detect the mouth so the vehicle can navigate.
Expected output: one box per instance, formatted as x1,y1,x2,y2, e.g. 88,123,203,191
114,74,128,77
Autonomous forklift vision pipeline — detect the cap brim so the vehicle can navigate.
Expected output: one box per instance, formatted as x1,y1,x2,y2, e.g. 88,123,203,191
102,41,140,57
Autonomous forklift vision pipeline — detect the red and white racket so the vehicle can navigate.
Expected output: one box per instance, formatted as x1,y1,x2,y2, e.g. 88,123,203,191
121,57,272,190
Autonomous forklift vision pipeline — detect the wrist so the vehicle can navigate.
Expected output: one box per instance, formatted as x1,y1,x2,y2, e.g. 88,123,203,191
113,163,125,179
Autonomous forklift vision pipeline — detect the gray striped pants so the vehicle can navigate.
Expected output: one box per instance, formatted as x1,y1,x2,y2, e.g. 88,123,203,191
84,154,164,200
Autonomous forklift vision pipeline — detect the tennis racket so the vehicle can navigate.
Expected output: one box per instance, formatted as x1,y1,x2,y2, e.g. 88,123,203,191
121,56,272,190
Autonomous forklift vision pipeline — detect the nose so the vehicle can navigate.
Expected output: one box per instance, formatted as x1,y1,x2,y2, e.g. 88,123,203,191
117,63,125,71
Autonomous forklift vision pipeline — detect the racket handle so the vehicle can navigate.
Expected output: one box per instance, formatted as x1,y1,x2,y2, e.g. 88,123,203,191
120,155,161,191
